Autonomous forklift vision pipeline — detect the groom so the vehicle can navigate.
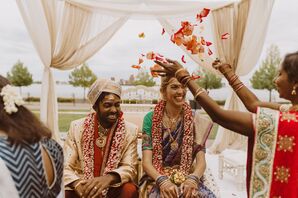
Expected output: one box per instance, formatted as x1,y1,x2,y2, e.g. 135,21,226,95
64,78,138,198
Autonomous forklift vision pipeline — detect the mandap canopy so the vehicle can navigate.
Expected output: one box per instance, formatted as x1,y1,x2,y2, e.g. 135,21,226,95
16,0,275,151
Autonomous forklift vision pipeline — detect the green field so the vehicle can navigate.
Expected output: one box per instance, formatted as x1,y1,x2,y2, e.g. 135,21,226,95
34,111,218,139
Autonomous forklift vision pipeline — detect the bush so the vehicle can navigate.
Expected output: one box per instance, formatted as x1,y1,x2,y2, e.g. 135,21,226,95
58,97,75,103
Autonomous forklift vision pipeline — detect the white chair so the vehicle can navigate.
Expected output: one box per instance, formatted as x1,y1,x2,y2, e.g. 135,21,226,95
218,149,246,191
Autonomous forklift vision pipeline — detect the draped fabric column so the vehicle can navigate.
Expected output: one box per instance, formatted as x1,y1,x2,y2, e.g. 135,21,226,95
209,0,275,153
16,0,128,141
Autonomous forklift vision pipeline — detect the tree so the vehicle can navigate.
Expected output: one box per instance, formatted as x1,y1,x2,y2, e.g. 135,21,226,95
7,60,33,95
196,69,223,91
250,45,281,101
69,63,97,100
133,69,156,87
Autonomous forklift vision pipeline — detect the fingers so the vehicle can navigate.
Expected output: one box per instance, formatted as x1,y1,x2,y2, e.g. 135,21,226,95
154,60,171,69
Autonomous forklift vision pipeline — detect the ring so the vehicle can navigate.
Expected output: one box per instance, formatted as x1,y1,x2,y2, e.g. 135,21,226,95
94,186,98,190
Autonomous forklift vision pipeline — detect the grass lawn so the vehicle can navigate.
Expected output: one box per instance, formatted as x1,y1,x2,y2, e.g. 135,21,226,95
34,112,86,132
34,110,218,139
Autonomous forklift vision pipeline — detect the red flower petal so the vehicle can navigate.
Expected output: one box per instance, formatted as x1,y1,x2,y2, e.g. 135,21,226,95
181,55,186,63
208,48,213,56
191,73,201,80
162,28,165,35
221,32,230,40
196,8,210,23
206,41,212,46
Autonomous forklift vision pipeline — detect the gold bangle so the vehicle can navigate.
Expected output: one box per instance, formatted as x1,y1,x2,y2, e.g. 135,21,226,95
194,88,205,100
74,180,84,190
234,84,244,92
175,68,186,78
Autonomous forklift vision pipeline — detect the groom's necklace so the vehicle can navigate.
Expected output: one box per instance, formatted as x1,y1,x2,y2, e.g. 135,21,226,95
96,122,110,148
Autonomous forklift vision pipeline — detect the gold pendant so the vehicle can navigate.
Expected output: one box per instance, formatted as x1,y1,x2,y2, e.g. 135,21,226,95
171,141,178,150
96,135,107,148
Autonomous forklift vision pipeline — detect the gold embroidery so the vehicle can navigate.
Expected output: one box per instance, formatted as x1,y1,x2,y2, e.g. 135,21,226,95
259,164,270,177
280,112,298,122
262,133,274,147
274,166,290,183
255,148,268,161
252,178,264,192
277,135,296,152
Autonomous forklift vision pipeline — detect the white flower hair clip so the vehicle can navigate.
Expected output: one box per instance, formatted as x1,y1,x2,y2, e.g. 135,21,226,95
0,85,25,114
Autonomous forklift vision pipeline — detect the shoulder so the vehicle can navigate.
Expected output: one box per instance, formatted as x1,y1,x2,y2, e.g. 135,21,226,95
143,111,154,124
41,138,63,159
70,117,86,128
124,120,138,137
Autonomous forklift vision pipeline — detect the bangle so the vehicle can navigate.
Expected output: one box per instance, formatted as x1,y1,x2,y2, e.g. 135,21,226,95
181,76,192,86
187,175,200,184
229,74,239,85
74,180,84,190
156,175,169,187
234,83,244,92
194,88,206,100
175,68,186,78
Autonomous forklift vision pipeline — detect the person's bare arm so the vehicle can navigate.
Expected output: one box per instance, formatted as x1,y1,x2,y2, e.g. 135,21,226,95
213,62,280,113
154,59,254,137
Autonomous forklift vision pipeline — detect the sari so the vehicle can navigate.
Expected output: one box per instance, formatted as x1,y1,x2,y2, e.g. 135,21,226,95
247,107,298,198
140,101,219,198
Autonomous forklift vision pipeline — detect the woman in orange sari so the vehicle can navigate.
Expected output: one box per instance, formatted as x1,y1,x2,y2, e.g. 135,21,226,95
153,51,298,198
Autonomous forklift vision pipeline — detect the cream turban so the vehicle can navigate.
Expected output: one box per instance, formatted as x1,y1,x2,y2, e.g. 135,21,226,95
87,78,121,106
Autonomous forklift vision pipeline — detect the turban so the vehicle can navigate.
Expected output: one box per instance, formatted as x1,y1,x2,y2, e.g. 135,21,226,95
87,78,121,106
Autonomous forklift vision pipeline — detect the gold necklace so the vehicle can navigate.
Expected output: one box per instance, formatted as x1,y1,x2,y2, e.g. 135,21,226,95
95,123,110,148
163,111,182,150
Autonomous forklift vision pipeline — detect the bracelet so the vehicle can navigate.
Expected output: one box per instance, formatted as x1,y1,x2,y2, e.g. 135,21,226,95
175,68,186,78
187,175,200,184
181,76,192,86
156,175,169,187
234,83,244,92
74,180,84,190
229,74,239,85
194,88,206,100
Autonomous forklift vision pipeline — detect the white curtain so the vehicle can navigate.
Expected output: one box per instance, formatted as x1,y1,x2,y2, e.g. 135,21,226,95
16,0,274,148
209,0,275,153
16,0,128,140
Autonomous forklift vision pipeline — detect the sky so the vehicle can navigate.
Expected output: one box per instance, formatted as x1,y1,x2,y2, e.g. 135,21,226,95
0,0,298,83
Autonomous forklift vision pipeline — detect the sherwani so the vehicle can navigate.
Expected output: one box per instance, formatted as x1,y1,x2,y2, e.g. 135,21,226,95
64,117,138,190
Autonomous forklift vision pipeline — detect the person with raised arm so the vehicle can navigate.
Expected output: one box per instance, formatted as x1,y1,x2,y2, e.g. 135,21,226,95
153,51,298,198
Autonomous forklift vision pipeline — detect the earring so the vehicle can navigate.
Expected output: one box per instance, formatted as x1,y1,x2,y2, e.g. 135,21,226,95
292,85,297,95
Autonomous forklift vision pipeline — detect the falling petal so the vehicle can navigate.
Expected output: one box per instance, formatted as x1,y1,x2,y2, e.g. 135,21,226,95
191,73,201,80
138,58,144,65
162,28,165,35
138,32,145,38
181,55,186,63
221,32,230,40
131,65,141,69
208,48,213,56
206,41,212,46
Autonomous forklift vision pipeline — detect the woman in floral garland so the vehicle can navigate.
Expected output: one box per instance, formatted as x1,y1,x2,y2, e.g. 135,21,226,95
0,75,63,197
153,51,298,198
140,76,219,198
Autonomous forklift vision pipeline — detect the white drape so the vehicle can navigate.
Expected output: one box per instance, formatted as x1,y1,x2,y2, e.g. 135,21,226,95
16,0,274,151
16,0,128,140
209,0,275,153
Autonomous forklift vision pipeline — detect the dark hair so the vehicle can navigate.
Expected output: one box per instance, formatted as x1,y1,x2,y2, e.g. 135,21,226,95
282,51,298,83
0,75,51,143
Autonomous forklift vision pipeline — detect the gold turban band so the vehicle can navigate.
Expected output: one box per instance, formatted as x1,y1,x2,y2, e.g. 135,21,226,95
87,78,121,106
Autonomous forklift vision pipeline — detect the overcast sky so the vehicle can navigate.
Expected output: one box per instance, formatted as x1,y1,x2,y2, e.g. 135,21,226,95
0,0,297,82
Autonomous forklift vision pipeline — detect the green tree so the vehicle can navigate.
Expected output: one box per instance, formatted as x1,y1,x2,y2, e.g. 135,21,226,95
250,45,281,101
133,69,156,87
196,69,223,91
7,60,33,95
69,63,97,100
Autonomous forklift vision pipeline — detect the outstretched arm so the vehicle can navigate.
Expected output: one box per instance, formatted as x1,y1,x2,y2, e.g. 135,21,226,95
212,61,280,113
154,59,254,137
